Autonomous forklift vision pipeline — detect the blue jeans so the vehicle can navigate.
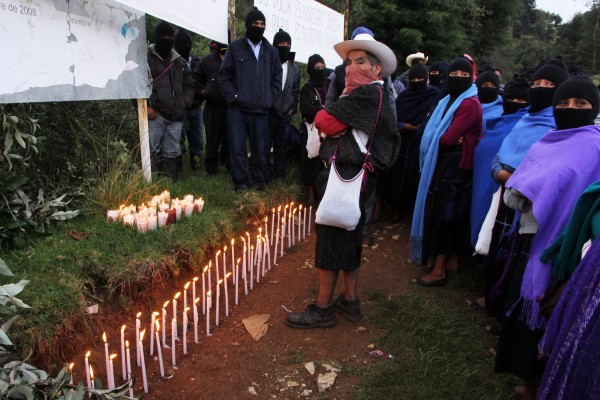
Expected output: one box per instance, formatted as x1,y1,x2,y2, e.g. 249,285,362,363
183,107,204,156
227,105,270,189
148,112,183,158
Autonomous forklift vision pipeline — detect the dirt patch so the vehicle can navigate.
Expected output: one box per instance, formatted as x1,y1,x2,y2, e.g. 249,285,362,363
69,220,422,399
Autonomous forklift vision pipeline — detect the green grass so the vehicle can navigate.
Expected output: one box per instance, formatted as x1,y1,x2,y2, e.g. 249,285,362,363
356,271,519,400
1,167,300,360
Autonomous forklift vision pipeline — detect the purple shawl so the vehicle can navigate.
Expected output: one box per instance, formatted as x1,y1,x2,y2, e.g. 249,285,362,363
505,125,600,329
537,239,600,399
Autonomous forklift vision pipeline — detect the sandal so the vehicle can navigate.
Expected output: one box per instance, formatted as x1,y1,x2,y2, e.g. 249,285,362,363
412,276,447,287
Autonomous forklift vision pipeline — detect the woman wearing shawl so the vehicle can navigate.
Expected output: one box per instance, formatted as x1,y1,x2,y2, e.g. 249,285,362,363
537,182,600,400
386,64,439,222
285,34,400,328
410,57,482,286
299,54,328,205
476,70,504,126
484,59,568,321
494,74,600,400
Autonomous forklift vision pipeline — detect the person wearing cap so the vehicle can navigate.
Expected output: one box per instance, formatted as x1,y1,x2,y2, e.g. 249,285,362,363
217,7,282,191
174,29,204,172
198,40,229,176
269,28,300,180
410,56,482,286
399,52,428,87
147,21,195,182
494,73,600,400
285,34,400,329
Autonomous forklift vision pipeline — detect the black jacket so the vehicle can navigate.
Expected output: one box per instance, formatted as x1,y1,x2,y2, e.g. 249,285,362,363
148,45,195,121
217,37,283,114
272,53,300,116
197,52,226,104
299,81,326,124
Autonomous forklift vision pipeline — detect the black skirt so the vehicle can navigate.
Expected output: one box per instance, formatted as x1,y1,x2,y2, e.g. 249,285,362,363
420,148,473,265
314,167,375,271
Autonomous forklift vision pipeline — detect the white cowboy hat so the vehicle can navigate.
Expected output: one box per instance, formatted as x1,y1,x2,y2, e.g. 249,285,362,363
334,33,397,78
406,52,428,67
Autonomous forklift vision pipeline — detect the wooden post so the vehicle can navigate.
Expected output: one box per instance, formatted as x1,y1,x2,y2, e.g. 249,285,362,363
137,98,152,182
345,0,350,40
229,0,236,41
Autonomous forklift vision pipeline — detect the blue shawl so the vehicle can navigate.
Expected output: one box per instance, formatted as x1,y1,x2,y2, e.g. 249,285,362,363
410,84,479,261
470,108,527,246
496,106,555,170
537,239,600,400
481,95,503,127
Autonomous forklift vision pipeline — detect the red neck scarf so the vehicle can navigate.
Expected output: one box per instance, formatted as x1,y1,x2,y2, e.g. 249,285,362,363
343,65,380,95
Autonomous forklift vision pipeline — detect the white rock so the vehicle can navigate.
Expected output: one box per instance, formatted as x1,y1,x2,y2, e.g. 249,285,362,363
302,389,312,396
304,361,315,375
317,372,337,393
392,235,400,240
322,363,341,372
248,387,257,395
287,381,299,387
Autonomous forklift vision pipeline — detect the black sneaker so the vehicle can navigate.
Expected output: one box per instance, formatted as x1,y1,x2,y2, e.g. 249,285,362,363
285,303,336,329
334,295,362,322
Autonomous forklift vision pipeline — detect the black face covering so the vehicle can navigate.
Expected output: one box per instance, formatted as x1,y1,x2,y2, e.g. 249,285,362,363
429,74,441,87
554,108,597,130
478,87,499,103
246,25,265,43
410,80,427,92
503,100,528,115
155,38,174,59
529,87,556,113
447,76,471,97
277,45,290,63
309,69,328,86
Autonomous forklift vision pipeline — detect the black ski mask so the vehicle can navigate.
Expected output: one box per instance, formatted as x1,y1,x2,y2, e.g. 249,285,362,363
277,46,291,63
429,73,441,87
476,71,500,103
502,76,530,115
552,74,600,130
307,54,328,86
245,8,266,43
447,57,473,97
154,21,175,59
408,64,428,92
174,30,192,60
528,58,569,112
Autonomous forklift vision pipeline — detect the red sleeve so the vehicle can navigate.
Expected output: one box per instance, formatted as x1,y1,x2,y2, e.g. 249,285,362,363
439,98,479,147
314,109,351,136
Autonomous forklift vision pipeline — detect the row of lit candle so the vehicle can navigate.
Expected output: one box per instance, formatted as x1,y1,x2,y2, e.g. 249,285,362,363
77,202,312,395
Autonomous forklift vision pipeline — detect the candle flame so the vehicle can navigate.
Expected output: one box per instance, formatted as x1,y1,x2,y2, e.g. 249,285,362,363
226,272,232,278
136,312,142,318
85,351,90,358
89,366,94,380
272,207,275,213
223,245,227,252
290,201,295,207
217,279,223,285
282,217,285,223
231,238,235,245
278,205,282,211
193,276,199,282
184,307,190,312
240,236,246,242
258,227,262,233
102,332,107,343
152,311,159,317
195,297,200,304
139,329,146,341
203,265,209,273
265,216,268,222
237,258,241,264
251,245,254,250
216,250,221,256
155,320,160,331
69,362,74,370
246,231,250,236
285,205,289,209
207,291,212,296
299,204,303,210
121,325,125,333
109,354,117,360
184,281,191,290
125,340,129,348
174,292,181,300
163,300,170,308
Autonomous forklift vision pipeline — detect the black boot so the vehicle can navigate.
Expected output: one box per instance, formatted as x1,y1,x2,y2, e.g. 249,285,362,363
164,158,180,182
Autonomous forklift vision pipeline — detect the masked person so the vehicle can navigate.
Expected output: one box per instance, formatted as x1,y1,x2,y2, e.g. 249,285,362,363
476,70,503,126
174,29,204,171
495,73,600,400
217,7,282,191
198,40,229,176
410,57,482,286
269,29,300,180
147,21,195,182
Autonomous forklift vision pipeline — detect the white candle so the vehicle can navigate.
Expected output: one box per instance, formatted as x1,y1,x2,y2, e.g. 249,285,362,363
183,307,189,355
184,202,194,217
157,211,168,228
135,312,141,366
171,319,177,367
264,217,268,242
161,301,169,348
283,205,288,234
242,244,248,295
193,298,199,344
208,261,212,300
206,291,212,336
271,210,275,245
120,325,126,381
250,245,254,290
139,330,148,393
107,209,120,223
159,202,169,213
123,214,135,227
84,351,91,392
224,272,232,317
90,366,95,390
223,246,227,280
202,265,208,315
263,237,268,274
108,354,116,389
281,218,285,257
308,206,312,234
274,229,279,265
235,258,240,305
230,239,236,285
194,198,204,213
173,292,180,340
137,218,149,234
164,190,171,203
303,206,307,239
102,332,110,385
298,206,302,243
192,277,198,306
125,341,133,398
150,312,158,356
174,204,182,221
154,321,164,378
184,194,194,203
291,209,295,246
215,279,222,326
148,215,158,230
215,250,221,291
183,282,190,311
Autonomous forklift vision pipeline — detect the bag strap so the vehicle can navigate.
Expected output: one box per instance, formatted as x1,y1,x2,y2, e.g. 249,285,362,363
152,60,176,84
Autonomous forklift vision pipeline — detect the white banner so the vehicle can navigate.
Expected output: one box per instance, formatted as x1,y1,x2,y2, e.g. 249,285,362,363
114,0,228,44
0,0,148,103
254,0,344,67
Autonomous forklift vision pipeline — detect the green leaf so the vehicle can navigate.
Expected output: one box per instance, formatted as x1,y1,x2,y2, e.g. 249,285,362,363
1,315,22,334
0,379,9,395
0,329,13,346
0,281,30,299
0,259,13,277
50,210,80,221
6,384,33,400
13,130,26,149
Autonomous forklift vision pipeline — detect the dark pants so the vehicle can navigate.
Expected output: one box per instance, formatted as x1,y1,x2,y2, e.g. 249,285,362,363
268,113,288,180
204,102,229,175
182,107,204,156
227,105,270,189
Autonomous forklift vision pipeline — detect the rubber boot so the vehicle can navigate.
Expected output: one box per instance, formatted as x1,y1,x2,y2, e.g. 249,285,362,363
164,158,180,182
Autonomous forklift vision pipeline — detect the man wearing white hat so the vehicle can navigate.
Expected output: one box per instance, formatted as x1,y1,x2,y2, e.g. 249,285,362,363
400,52,428,87
285,34,401,329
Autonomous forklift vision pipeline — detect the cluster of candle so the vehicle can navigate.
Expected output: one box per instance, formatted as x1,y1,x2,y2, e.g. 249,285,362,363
106,190,205,234
78,201,311,395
